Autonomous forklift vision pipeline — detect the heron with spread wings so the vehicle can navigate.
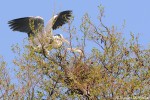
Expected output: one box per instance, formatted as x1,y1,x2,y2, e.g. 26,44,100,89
8,10,72,54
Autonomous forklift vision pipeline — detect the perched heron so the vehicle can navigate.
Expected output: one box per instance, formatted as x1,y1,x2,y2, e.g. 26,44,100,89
8,10,72,54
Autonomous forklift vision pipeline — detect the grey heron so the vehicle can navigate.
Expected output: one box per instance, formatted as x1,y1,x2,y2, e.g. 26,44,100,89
8,10,72,54
67,48,84,57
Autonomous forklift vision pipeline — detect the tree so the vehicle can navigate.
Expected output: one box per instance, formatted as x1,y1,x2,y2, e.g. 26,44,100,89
0,6,150,100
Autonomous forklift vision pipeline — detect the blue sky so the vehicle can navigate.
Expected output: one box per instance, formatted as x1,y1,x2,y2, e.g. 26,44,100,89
0,0,150,76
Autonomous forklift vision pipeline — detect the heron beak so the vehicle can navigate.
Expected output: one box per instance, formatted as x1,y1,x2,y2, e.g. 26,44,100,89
62,38,70,45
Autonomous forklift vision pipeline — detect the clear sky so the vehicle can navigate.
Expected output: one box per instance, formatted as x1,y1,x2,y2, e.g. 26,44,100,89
0,0,150,77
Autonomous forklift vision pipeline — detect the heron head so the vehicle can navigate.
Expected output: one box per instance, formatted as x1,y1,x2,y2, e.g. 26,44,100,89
54,34,63,38
53,34,69,45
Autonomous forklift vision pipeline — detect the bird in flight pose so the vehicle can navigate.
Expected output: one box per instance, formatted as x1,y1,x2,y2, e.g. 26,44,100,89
8,10,72,55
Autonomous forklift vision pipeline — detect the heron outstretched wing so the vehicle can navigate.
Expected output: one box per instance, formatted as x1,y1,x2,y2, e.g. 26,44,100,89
52,10,72,30
8,16,44,37
45,10,72,36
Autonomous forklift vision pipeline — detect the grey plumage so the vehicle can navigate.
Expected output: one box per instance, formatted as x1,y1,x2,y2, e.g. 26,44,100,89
8,16,44,37
52,10,72,30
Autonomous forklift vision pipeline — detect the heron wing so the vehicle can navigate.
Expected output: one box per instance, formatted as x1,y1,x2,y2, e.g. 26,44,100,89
52,10,72,30
8,16,44,37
